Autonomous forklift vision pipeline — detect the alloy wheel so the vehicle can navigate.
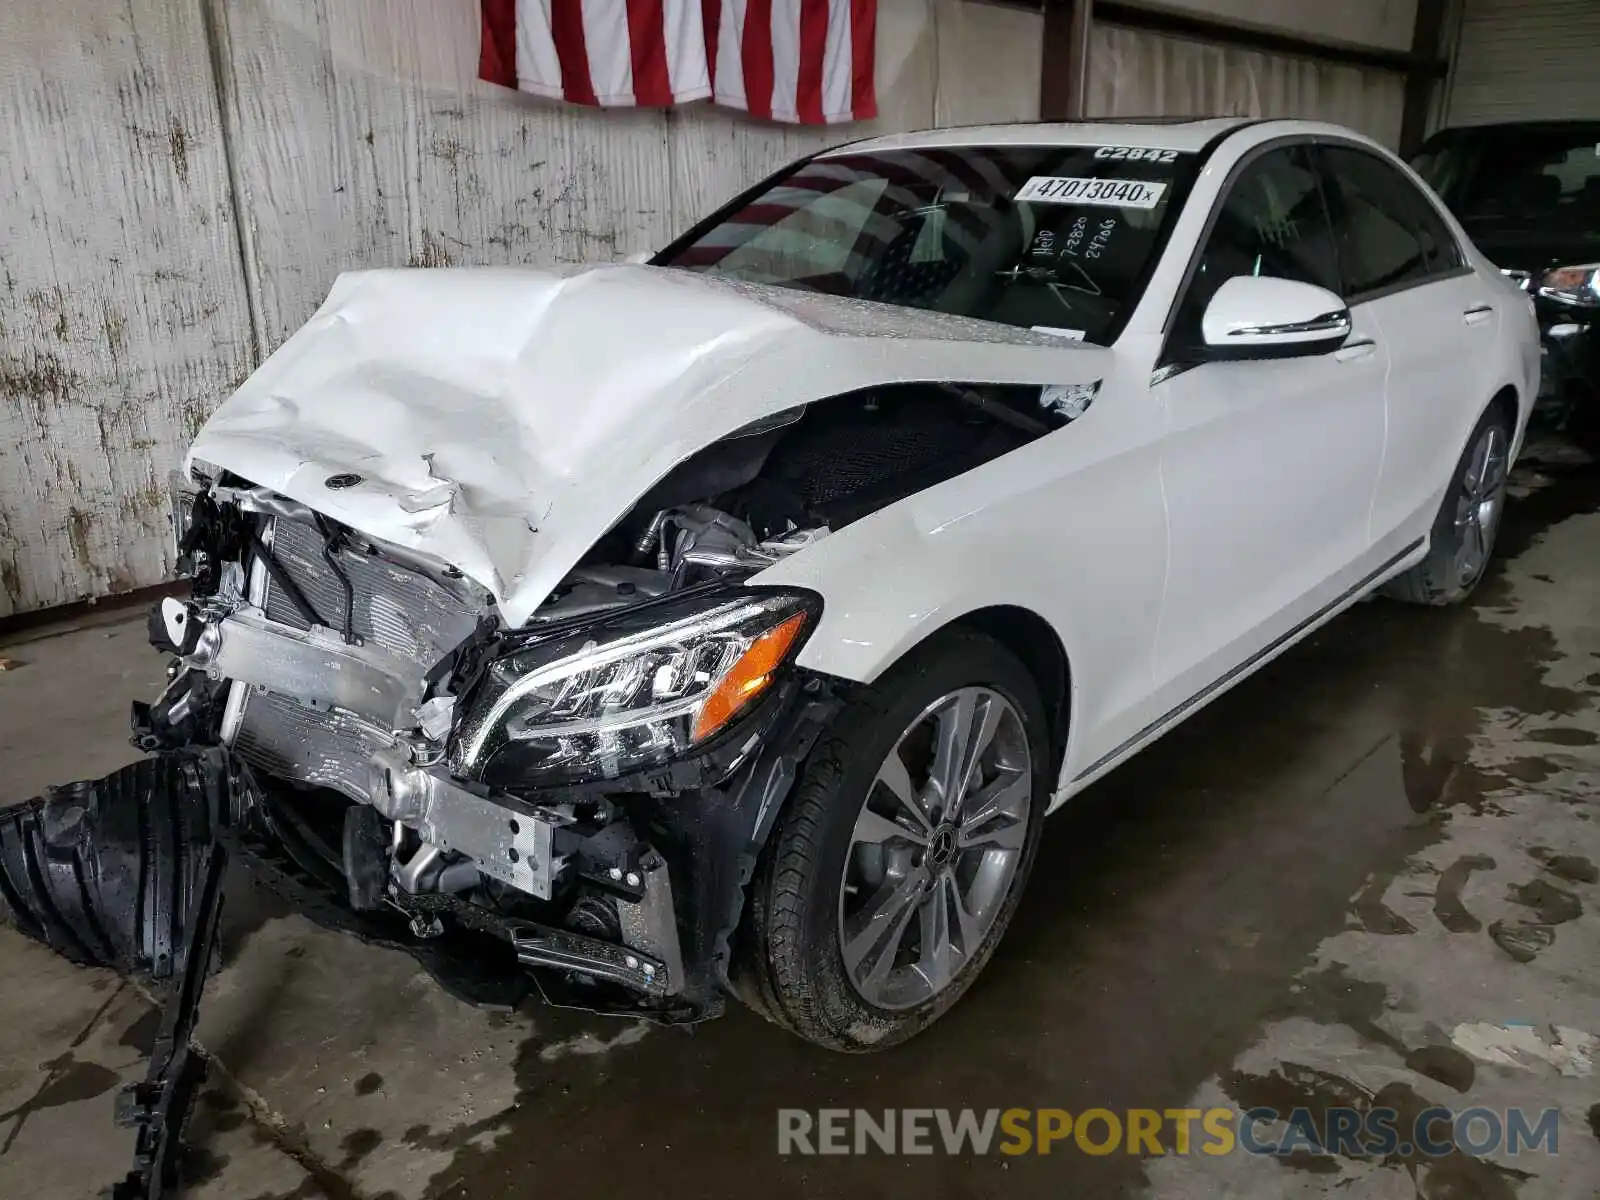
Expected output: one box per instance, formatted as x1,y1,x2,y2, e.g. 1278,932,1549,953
837,687,1032,1010
1453,422,1509,585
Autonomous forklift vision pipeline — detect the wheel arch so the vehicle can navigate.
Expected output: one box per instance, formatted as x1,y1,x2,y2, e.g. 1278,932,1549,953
1487,382,1520,430
1482,381,1526,464
905,605,1074,783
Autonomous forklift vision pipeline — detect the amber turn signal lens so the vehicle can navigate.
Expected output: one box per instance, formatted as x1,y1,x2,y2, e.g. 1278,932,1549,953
692,612,809,743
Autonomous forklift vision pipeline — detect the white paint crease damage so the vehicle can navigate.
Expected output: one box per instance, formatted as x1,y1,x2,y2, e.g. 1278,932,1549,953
0,0,1044,617
187,262,1100,625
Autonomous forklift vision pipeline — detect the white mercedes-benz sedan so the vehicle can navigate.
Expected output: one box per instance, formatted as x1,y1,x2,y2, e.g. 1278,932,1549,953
6,118,1541,1053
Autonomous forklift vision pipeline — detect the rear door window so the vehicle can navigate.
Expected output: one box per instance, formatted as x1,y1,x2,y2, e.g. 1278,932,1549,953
1317,145,1463,299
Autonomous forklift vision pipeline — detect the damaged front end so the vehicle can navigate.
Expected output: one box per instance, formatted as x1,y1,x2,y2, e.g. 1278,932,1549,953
6,371,1072,1029
122,467,848,1020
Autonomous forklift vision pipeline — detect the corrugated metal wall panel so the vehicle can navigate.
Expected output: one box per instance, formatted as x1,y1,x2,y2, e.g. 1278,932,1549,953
210,0,689,351
0,0,254,617
1117,0,1417,53
0,0,1041,617
216,0,1043,349
1447,0,1600,125
1087,23,1407,147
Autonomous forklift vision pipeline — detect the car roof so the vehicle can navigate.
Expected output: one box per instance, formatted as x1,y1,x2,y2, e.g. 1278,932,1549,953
827,116,1262,157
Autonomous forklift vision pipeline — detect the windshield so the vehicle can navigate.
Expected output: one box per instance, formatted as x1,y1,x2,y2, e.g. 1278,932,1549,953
1414,126,1600,232
655,145,1196,345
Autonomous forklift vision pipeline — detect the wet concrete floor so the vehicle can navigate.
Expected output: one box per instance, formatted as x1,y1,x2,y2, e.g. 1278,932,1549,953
1,441,1598,1198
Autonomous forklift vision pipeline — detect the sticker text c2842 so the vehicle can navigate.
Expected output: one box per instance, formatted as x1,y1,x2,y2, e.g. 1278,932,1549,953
1094,146,1180,164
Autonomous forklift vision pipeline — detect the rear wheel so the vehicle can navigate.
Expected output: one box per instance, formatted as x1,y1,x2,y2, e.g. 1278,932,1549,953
736,629,1048,1051
1383,404,1513,606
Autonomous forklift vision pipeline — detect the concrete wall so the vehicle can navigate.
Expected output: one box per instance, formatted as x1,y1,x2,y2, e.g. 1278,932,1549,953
0,0,1042,617
0,0,255,614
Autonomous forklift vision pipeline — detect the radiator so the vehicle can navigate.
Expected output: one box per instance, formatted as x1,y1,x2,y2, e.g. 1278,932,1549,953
231,688,394,802
261,516,483,668
229,516,486,802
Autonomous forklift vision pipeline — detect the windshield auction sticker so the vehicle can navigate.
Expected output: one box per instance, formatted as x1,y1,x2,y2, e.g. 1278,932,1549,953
1016,176,1168,209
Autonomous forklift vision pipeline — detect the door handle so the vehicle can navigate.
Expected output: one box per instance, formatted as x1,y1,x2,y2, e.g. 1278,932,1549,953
1334,338,1377,362
1463,305,1495,326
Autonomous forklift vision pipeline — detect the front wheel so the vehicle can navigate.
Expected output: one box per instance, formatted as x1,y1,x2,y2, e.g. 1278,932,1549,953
1383,403,1513,606
736,629,1049,1051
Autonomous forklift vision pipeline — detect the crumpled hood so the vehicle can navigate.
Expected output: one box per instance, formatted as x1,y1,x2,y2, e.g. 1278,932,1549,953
190,264,1107,626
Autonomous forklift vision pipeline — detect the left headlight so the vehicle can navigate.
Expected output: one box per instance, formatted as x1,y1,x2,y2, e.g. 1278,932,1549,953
1538,263,1600,308
453,588,820,785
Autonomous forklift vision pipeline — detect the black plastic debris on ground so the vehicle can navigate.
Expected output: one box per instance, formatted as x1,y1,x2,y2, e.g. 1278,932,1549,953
111,839,229,1200
0,754,218,978
0,751,529,1200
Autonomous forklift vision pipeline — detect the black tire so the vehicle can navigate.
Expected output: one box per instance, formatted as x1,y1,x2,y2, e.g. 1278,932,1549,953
1383,402,1514,606
735,628,1049,1051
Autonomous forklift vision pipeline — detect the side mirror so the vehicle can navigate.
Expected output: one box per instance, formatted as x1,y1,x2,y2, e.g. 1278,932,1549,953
1200,276,1351,360
621,249,653,265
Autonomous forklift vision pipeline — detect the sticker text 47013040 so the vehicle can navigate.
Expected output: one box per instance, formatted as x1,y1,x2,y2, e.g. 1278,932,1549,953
1015,177,1168,210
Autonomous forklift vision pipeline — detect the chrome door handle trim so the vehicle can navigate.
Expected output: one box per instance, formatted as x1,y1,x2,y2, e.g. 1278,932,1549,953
1463,304,1494,324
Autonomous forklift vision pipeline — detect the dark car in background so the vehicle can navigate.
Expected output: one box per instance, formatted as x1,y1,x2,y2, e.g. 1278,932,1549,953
1413,121,1600,443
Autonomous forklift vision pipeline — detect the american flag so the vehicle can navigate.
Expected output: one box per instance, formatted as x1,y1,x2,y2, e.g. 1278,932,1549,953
480,0,877,124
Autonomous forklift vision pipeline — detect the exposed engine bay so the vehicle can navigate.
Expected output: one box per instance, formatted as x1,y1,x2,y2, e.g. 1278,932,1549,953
119,381,1074,1017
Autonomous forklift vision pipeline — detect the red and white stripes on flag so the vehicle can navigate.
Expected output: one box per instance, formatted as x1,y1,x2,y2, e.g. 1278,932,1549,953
708,0,876,123
480,0,711,108
480,1,877,124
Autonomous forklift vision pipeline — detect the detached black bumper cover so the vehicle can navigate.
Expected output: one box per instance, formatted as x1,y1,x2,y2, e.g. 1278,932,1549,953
0,751,536,1005
0,754,220,979
0,755,231,1200
0,751,620,1010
